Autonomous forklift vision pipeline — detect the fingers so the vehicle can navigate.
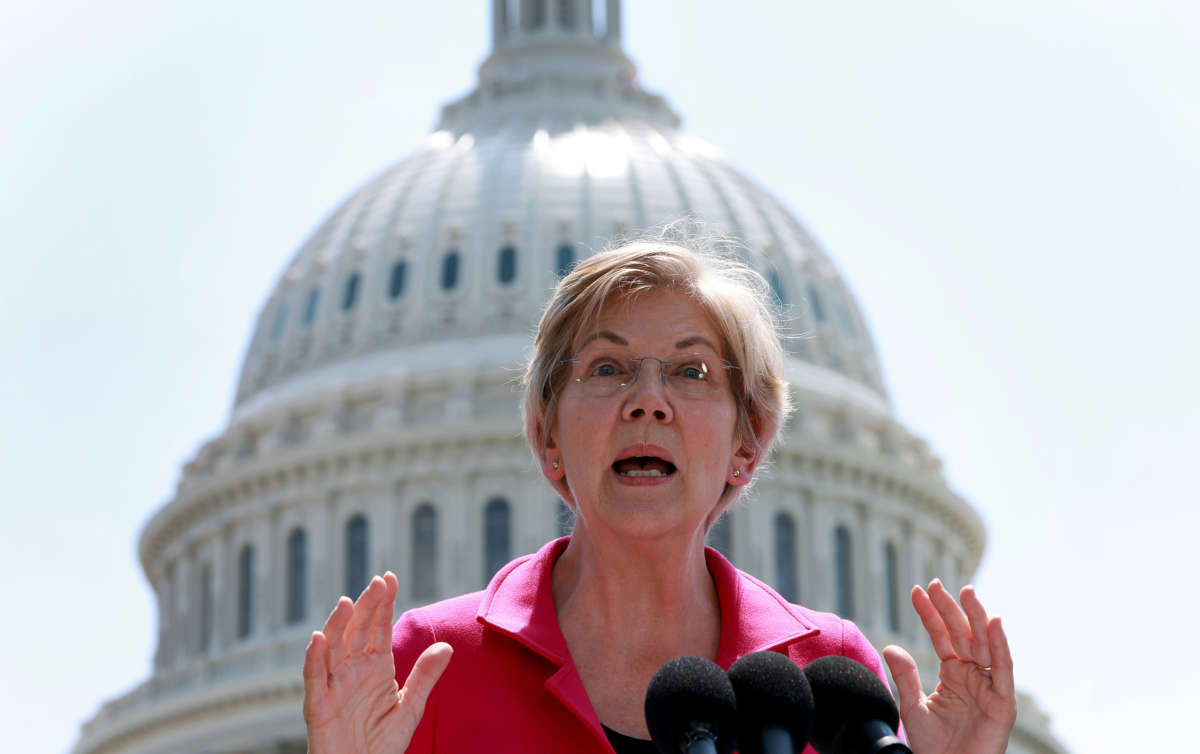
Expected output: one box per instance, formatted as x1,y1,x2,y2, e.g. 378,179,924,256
346,576,388,657
960,585,992,669
882,644,924,717
302,631,330,717
911,584,956,661
322,597,354,674
987,617,1016,698
927,579,974,661
368,572,399,654
399,642,454,726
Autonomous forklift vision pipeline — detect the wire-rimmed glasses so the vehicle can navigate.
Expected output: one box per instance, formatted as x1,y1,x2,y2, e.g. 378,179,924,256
559,347,742,399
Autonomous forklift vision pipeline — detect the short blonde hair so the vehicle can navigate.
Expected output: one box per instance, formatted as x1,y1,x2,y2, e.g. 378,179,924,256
522,231,792,495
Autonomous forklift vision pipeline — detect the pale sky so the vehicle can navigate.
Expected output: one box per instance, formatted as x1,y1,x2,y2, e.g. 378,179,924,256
2,2,1197,752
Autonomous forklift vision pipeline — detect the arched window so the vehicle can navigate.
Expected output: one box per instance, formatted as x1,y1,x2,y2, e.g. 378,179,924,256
440,250,460,291
237,544,255,638
199,562,213,652
522,0,546,30
808,283,825,323
767,269,788,306
287,528,307,624
388,260,408,300
555,243,575,277
345,515,369,598
774,513,797,602
497,245,517,285
484,498,512,585
341,271,361,312
302,287,321,327
885,541,901,633
556,499,574,537
707,512,732,558
834,525,854,619
412,505,438,602
557,0,575,28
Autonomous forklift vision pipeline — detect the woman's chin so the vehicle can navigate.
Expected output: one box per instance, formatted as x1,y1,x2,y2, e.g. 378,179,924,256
588,500,707,542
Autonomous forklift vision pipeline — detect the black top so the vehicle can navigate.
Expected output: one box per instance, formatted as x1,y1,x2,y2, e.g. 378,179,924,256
603,725,659,754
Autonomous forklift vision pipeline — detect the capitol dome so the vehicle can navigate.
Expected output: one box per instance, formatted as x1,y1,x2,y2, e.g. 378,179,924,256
230,22,887,425
77,3,1066,753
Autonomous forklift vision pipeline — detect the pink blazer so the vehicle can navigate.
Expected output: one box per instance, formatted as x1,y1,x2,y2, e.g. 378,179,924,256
393,536,893,753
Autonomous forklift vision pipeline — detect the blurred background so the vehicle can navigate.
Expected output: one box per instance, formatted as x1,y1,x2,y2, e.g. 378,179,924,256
2,1,1197,752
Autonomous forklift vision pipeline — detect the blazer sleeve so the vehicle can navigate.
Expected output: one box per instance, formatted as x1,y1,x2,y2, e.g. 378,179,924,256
391,609,440,753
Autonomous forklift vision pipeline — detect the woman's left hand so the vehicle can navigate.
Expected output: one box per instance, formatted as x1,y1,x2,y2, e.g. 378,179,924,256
882,580,1017,754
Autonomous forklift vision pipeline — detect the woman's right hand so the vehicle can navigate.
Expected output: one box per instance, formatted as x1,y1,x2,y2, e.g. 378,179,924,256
302,572,453,754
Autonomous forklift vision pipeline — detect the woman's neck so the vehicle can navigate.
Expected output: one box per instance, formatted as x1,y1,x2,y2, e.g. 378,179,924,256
551,524,722,738
552,525,721,663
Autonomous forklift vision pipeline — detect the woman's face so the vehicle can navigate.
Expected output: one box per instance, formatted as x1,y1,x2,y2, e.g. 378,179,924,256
543,290,757,540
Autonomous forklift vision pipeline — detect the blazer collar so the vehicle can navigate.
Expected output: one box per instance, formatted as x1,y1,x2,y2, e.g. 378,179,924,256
476,536,821,669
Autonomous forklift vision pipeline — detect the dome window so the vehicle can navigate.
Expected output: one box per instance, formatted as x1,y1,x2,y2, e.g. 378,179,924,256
286,528,307,624
497,245,517,285
884,541,901,633
412,504,438,601
302,287,321,327
707,511,732,557
199,563,213,652
557,0,575,28
522,0,546,30
555,243,575,277
388,260,408,300
483,498,512,585
808,284,825,323
441,250,460,291
237,544,255,639
767,269,788,306
557,499,574,537
774,512,797,602
341,272,361,312
345,515,369,598
834,525,854,619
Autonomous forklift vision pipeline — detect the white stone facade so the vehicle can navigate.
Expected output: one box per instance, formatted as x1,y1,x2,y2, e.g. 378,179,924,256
74,3,1068,753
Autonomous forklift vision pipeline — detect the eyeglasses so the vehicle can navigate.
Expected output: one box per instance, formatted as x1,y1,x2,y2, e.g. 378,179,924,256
559,347,742,399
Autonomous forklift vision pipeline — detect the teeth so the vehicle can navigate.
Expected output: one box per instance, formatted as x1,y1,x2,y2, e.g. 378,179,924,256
620,469,667,477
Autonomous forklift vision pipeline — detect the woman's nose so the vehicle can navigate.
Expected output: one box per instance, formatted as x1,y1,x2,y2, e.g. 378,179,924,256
621,360,674,422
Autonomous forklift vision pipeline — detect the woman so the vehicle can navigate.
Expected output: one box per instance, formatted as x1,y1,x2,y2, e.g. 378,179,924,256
302,239,1017,753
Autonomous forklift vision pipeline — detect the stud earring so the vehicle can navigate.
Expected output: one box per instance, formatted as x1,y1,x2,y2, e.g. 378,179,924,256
732,468,741,478
552,462,559,470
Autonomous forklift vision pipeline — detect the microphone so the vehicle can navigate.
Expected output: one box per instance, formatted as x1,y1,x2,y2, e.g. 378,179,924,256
644,656,737,754
803,656,911,754
727,651,814,754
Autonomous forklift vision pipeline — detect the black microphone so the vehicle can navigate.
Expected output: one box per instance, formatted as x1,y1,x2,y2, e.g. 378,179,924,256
727,651,814,754
644,656,737,754
803,656,912,754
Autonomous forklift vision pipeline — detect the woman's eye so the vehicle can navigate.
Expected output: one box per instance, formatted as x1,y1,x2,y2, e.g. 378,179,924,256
591,361,623,378
678,363,708,381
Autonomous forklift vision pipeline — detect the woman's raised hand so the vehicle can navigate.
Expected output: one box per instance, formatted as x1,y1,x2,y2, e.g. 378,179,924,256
882,580,1016,754
302,572,452,754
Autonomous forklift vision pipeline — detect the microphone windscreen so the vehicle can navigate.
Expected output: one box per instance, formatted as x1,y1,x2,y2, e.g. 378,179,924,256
644,656,737,754
727,651,814,754
803,655,900,752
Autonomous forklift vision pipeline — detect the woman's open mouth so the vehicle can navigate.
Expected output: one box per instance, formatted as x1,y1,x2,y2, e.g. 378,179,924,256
612,456,677,478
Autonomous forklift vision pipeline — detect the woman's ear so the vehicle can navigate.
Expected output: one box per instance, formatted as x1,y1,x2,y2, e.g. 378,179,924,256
728,413,771,486
539,422,566,482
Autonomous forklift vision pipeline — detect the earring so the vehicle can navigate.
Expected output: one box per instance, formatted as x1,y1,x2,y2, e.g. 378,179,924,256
552,462,559,470
732,468,741,478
